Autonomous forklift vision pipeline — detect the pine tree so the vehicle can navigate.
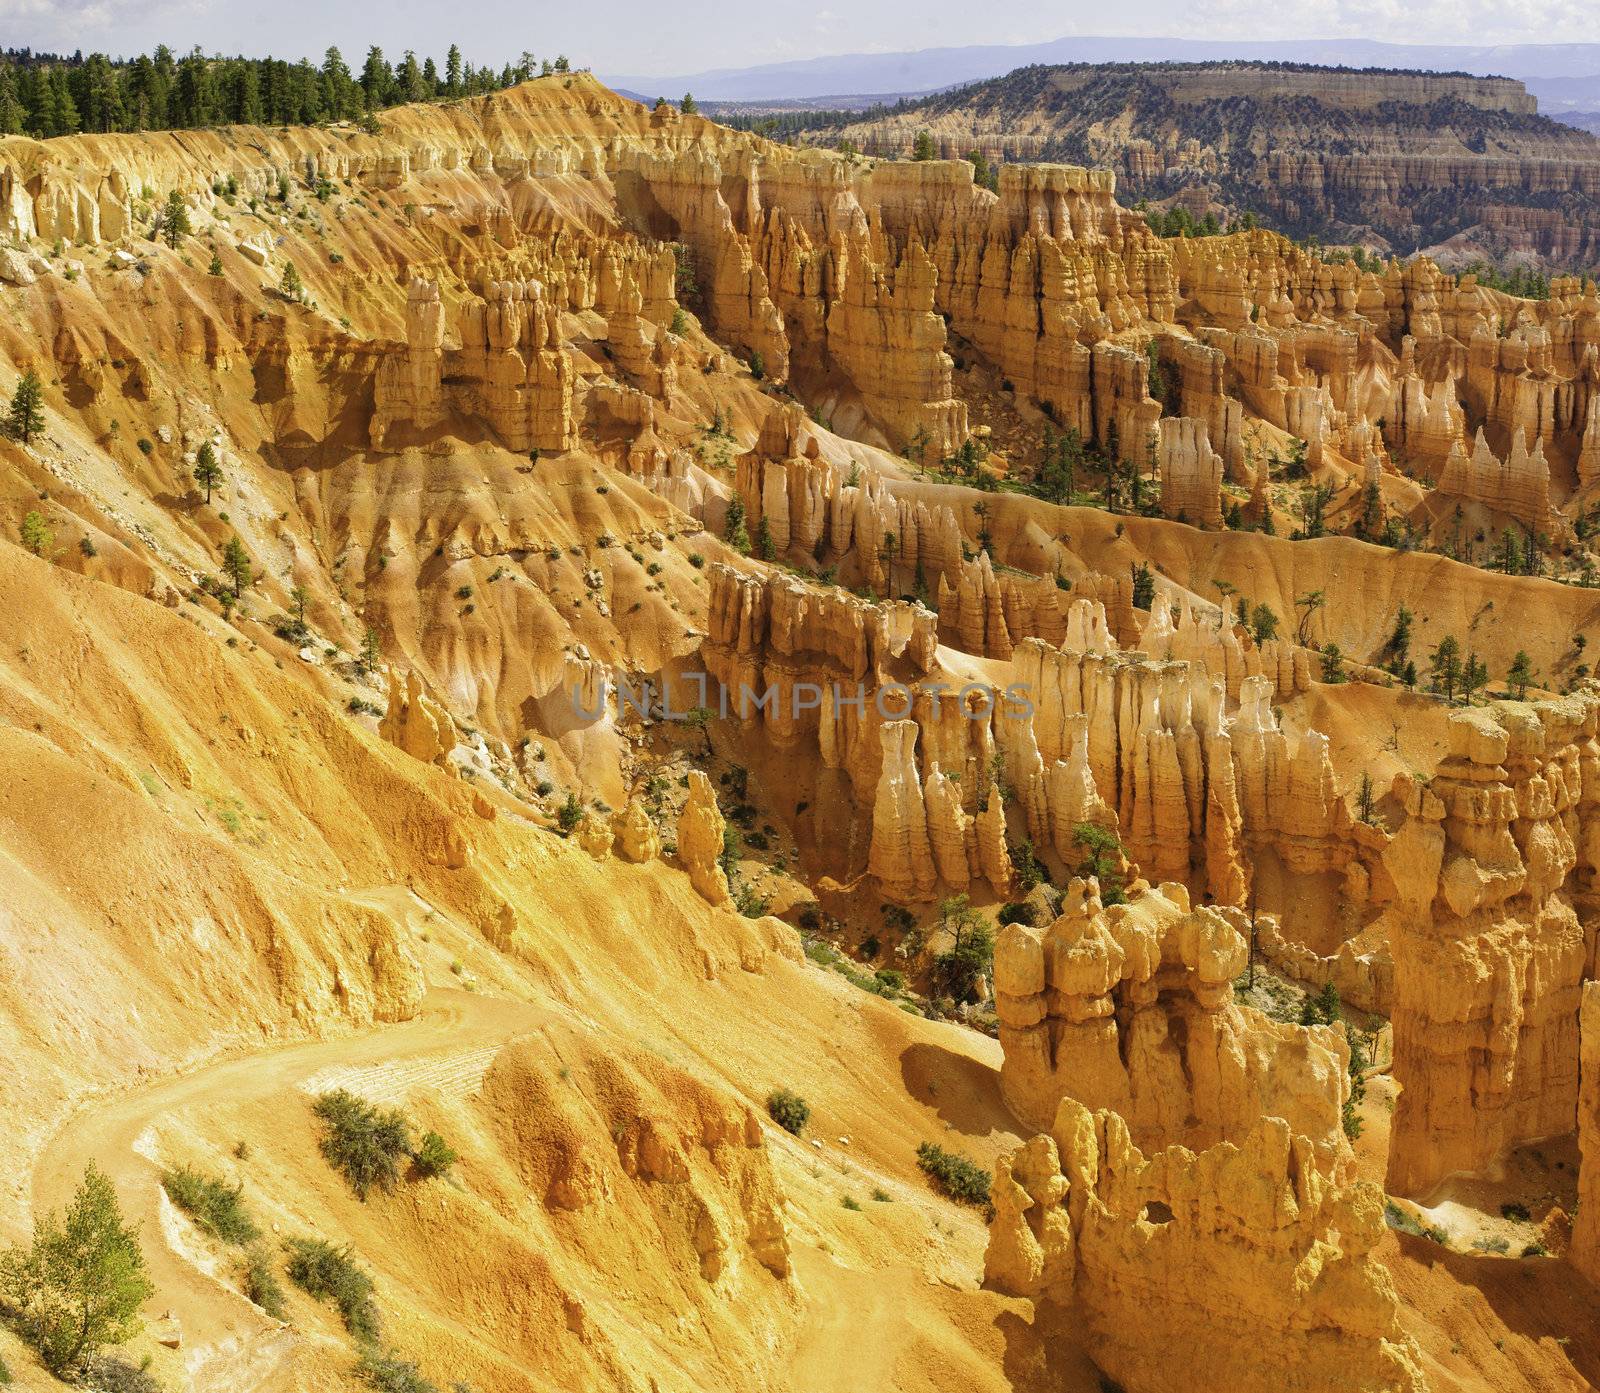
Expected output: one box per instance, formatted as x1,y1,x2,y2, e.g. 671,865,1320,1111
0,65,24,134
208,249,223,276
8,369,45,445
19,509,52,556
221,535,253,598
723,496,751,554
1507,650,1534,699
681,92,697,114
158,189,191,247
1130,560,1155,611
321,47,355,120
360,47,393,110
755,515,776,560
192,441,223,501
281,261,304,301
1428,635,1462,703
445,45,463,97
911,130,935,161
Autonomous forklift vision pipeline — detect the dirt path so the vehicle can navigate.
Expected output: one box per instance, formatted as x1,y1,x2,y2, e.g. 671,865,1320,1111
28,980,549,1392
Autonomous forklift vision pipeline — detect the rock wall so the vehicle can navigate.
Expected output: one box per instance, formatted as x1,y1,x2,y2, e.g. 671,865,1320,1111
993,879,1349,1167
1387,695,1600,1196
984,1100,1426,1393
1573,980,1600,1285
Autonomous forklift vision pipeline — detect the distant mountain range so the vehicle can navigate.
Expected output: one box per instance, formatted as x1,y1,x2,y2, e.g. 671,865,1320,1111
604,36,1600,115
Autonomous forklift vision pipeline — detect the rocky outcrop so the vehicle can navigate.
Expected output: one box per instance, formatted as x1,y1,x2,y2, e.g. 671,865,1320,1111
1573,981,1600,1284
371,277,578,453
1387,696,1600,1196
612,798,663,863
379,668,458,767
677,771,732,906
984,1100,1426,1393
1156,416,1223,528
1428,427,1556,536
993,879,1349,1168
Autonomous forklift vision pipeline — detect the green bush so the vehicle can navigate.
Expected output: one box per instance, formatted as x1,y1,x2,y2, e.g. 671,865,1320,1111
241,1244,287,1319
766,1089,810,1136
161,1165,260,1245
916,1142,991,1206
284,1236,378,1340
0,1354,10,1384
0,1164,153,1374
411,1131,458,1179
359,1347,440,1392
312,1090,412,1200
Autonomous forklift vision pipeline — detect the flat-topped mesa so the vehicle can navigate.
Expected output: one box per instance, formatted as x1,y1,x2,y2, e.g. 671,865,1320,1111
1156,416,1224,528
984,1101,1426,1393
1387,693,1600,1196
993,878,1350,1168
371,277,577,452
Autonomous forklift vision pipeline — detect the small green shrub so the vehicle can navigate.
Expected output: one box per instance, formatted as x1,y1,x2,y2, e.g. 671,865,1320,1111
358,1347,440,1392
312,1090,412,1200
411,1131,458,1180
766,1089,810,1136
283,1236,378,1339
841,1195,861,1212
241,1244,287,1319
1500,1202,1531,1222
916,1142,991,1206
0,1354,11,1384
161,1165,261,1245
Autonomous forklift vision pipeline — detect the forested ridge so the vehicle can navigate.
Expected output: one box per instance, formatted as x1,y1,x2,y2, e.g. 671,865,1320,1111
0,45,577,139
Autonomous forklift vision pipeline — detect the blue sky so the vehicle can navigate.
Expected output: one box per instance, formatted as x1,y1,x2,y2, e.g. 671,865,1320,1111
0,0,1595,77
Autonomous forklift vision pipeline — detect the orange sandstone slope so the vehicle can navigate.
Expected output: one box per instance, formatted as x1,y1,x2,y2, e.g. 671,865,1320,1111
1,69,1600,1393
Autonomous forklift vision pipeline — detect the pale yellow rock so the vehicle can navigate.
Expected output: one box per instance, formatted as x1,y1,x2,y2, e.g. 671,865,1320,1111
678,770,732,906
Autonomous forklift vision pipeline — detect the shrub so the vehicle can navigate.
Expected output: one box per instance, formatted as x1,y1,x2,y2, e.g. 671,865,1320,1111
0,1164,153,1374
766,1089,810,1135
841,1196,862,1212
0,1355,10,1384
687,552,705,568
1500,1202,1531,1222
916,1142,991,1206
241,1245,287,1319
284,1236,378,1339
411,1131,458,1179
312,1090,412,1200
556,792,584,833
161,1165,261,1244
77,1355,161,1392
359,1348,441,1392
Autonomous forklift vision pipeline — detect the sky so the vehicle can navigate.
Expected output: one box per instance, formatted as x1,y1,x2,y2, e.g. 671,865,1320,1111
1,0,1597,78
